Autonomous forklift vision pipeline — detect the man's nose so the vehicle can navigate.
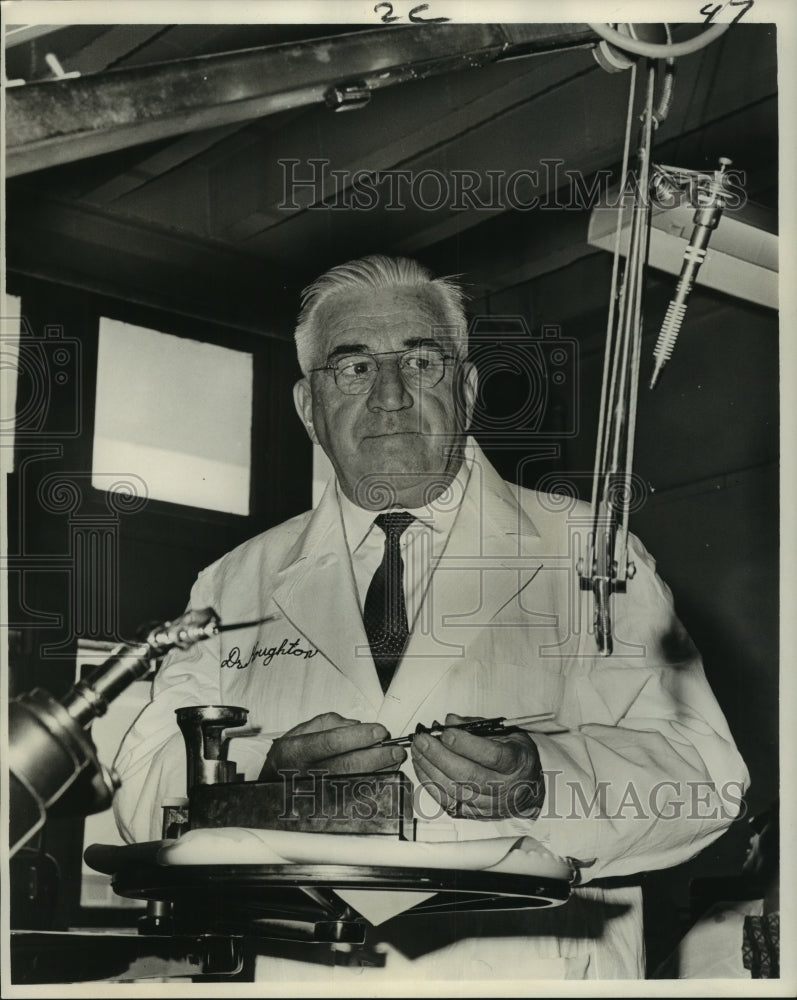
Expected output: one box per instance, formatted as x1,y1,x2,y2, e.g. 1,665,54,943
366,358,413,411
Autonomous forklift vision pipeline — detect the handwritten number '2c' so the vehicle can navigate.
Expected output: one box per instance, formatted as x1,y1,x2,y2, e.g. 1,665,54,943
374,3,450,24
374,3,400,22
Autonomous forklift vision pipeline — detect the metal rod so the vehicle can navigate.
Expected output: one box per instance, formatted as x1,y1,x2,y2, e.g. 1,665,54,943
256,711,557,747
214,615,280,634
380,712,557,747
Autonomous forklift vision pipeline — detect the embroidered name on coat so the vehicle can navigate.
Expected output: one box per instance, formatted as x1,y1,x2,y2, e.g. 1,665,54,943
221,639,319,669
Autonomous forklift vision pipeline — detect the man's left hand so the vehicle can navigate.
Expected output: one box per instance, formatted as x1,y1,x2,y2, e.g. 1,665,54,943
411,713,545,820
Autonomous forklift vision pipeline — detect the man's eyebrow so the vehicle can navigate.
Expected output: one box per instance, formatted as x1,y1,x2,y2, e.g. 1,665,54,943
324,337,447,362
326,343,369,361
403,337,446,350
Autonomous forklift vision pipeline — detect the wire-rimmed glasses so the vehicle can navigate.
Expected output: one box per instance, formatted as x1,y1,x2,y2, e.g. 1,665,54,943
309,346,456,395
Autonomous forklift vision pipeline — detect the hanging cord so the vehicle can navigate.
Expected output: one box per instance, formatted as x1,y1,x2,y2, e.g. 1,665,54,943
588,22,729,58
619,62,657,561
589,62,637,522
590,38,673,525
652,26,676,127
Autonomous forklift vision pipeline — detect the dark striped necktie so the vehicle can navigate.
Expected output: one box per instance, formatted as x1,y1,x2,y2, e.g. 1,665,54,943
363,512,415,692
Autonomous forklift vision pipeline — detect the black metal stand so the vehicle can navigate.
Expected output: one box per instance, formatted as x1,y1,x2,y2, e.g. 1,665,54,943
17,847,571,983
111,860,570,943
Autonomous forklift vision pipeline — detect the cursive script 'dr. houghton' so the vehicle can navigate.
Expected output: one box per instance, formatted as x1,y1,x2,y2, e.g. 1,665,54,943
221,638,319,670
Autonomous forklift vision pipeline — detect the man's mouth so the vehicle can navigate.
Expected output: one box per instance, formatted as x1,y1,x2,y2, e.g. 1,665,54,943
361,430,419,440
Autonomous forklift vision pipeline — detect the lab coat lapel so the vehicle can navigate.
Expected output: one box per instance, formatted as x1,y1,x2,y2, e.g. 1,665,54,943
271,481,384,713
378,444,543,736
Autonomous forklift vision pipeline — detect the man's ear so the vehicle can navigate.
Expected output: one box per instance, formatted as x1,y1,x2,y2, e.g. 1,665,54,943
293,378,319,445
460,360,479,430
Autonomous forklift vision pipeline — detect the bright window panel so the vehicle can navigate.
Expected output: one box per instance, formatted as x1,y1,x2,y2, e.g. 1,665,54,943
92,318,252,515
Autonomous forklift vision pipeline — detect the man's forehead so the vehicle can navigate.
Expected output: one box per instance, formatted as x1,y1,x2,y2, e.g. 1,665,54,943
327,317,440,341
315,286,451,344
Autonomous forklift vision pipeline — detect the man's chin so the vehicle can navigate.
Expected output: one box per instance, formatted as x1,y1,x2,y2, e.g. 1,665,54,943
337,434,467,508
346,466,458,510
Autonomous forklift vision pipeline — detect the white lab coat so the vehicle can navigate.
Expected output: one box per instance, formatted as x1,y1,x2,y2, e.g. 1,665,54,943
113,441,748,981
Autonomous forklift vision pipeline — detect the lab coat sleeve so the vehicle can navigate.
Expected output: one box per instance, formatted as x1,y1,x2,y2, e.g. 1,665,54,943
499,532,749,881
113,567,224,843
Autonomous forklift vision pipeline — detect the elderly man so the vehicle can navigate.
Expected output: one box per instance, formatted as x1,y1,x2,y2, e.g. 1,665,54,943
114,255,748,981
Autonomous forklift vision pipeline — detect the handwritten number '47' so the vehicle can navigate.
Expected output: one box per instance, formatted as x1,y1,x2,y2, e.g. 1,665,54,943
700,0,754,24
374,3,450,24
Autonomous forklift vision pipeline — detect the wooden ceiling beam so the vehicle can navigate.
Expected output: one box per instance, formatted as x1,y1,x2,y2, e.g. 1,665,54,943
6,23,598,177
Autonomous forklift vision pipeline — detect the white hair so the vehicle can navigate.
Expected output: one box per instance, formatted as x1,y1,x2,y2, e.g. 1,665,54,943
294,254,469,375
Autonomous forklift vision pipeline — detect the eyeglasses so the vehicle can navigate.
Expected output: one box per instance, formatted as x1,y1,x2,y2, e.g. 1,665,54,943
309,347,456,395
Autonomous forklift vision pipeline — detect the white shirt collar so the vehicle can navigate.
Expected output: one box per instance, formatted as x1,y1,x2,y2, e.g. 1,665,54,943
337,449,472,555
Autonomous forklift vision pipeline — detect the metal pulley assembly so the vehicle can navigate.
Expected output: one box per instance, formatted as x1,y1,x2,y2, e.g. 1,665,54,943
578,21,737,654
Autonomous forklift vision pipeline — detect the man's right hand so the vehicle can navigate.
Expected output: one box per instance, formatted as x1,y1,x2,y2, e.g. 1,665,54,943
258,712,405,781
